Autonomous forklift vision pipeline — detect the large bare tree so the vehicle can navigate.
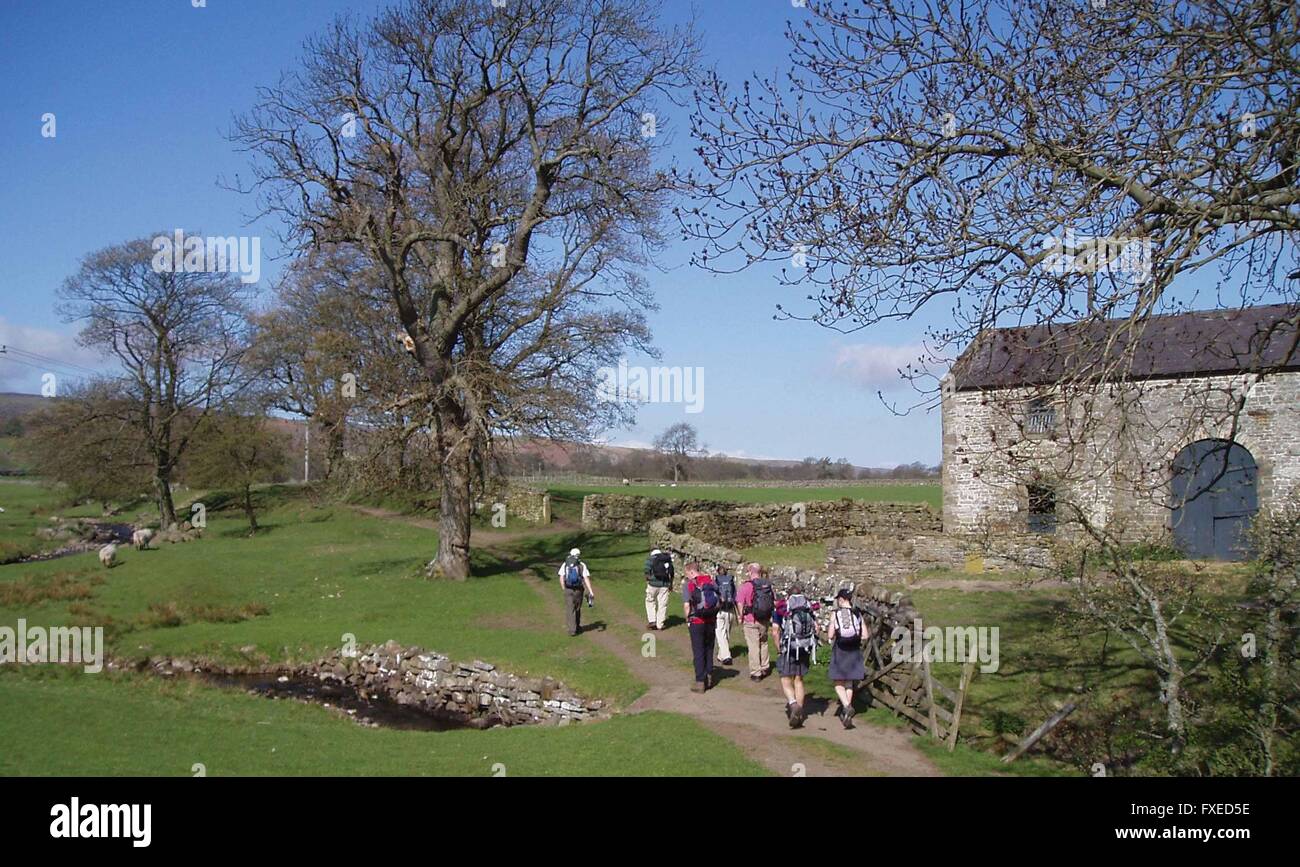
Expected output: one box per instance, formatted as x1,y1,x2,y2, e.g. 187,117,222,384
235,0,695,579
57,237,252,528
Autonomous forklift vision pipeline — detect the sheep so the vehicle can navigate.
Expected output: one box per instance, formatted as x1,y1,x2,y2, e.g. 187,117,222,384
98,543,118,568
131,528,154,550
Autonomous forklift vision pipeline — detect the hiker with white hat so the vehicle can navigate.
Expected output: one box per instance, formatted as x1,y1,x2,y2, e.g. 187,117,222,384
557,547,595,637
643,547,674,630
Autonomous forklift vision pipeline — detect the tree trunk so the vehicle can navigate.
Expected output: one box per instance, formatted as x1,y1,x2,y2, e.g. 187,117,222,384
323,421,346,481
154,469,177,529
429,433,472,581
243,484,258,536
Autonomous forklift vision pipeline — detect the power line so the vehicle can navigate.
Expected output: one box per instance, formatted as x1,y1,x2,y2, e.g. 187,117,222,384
0,345,101,376
0,353,94,383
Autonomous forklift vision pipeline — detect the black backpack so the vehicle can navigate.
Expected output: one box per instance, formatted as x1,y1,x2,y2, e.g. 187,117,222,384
749,578,775,621
649,552,674,584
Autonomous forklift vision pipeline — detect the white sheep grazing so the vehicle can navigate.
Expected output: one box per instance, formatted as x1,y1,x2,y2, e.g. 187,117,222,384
98,543,118,568
132,528,154,550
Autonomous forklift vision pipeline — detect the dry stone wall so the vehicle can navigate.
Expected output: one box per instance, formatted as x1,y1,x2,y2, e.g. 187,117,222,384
315,641,603,726
645,497,1049,599
581,494,745,532
480,483,551,525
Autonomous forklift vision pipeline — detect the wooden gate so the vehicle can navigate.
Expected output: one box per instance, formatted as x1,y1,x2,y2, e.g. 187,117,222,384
855,587,977,750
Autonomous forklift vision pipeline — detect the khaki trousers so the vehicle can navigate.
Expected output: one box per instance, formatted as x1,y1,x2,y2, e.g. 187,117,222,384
714,609,735,661
645,584,670,628
743,621,770,675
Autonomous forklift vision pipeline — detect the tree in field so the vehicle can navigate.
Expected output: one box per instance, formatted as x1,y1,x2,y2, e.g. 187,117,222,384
21,382,152,513
653,422,702,482
57,238,252,527
185,410,291,535
250,251,380,482
236,0,697,579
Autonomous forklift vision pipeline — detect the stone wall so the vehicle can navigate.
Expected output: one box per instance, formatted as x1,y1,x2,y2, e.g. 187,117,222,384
481,483,551,525
825,533,1052,583
581,494,746,532
941,370,1300,540
586,494,939,537
654,499,940,549
647,497,1048,595
504,486,550,525
313,641,602,726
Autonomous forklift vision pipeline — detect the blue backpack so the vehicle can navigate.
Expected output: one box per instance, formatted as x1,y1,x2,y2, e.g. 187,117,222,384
563,557,584,589
690,578,721,618
715,571,736,606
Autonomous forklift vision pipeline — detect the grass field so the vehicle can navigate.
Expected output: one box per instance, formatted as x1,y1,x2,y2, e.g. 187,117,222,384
0,478,104,562
0,667,764,776
4,474,1225,777
547,482,942,510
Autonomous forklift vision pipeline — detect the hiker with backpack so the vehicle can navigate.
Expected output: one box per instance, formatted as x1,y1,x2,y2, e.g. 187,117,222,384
826,587,868,729
713,564,737,666
682,562,721,692
644,548,674,631
735,563,775,681
557,548,595,637
773,584,818,728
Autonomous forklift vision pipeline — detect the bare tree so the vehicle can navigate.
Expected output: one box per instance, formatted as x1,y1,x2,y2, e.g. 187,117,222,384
57,237,252,527
653,422,702,482
684,0,1298,383
250,251,382,481
235,0,695,579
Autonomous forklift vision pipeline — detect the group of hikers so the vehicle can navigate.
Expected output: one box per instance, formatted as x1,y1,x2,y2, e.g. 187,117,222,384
558,546,868,729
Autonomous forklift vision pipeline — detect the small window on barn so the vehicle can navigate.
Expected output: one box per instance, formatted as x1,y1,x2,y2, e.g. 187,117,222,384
1027,484,1057,534
1025,397,1056,435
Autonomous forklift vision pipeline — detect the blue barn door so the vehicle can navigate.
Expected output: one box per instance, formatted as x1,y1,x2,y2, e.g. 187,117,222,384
1170,440,1258,561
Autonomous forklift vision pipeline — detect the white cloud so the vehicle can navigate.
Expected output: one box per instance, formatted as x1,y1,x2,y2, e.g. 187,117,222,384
0,317,106,394
832,343,936,390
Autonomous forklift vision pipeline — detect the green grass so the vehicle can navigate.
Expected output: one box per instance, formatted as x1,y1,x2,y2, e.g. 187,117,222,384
547,482,942,510
0,477,104,561
0,484,643,706
0,667,767,776
739,542,829,571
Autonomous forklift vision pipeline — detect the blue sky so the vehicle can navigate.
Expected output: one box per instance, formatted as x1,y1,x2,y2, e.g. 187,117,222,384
0,0,950,466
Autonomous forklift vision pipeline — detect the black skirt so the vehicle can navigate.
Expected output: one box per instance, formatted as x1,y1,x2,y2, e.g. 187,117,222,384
828,639,866,682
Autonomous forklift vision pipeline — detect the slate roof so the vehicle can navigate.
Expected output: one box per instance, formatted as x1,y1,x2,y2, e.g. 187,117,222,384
949,303,1300,391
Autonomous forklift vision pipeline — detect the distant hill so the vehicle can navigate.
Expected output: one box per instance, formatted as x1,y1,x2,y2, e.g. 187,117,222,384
0,392,50,422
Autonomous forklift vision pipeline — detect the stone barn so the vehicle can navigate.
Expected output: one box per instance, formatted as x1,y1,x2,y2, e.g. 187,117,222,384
940,304,1300,560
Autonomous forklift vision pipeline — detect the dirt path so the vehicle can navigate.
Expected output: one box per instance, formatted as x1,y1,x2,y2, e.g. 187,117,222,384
354,504,940,777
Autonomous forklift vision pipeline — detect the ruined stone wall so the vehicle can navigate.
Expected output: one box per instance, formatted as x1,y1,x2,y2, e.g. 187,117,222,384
580,494,745,532
644,496,1043,606
313,641,602,726
504,486,550,524
941,370,1300,540
587,494,940,537
480,482,551,525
